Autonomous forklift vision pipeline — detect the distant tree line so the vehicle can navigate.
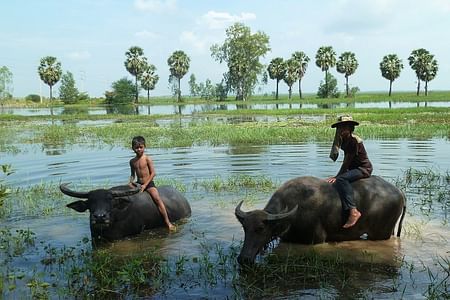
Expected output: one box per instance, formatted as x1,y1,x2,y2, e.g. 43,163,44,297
26,22,442,104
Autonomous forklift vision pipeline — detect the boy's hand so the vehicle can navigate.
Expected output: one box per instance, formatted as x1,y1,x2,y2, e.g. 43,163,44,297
140,184,146,192
326,177,336,183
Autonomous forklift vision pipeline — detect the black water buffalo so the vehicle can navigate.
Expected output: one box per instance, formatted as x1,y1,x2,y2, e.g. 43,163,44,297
60,183,191,241
235,176,406,264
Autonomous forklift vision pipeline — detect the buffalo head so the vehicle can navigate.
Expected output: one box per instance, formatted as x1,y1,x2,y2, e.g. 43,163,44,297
235,201,298,265
60,183,140,230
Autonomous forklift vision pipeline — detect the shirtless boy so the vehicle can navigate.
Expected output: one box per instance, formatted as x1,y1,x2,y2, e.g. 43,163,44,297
129,136,176,231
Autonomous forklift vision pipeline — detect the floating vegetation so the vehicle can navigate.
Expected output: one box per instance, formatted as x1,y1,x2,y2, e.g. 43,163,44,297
193,174,277,192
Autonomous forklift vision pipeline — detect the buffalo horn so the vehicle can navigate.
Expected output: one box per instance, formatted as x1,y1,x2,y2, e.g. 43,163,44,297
60,183,89,198
235,200,248,219
266,205,298,221
111,186,140,197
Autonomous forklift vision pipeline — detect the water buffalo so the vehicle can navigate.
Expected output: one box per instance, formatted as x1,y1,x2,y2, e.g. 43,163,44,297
60,183,191,241
235,176,406,264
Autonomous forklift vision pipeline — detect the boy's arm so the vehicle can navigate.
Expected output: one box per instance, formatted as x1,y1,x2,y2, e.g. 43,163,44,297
141,156,156,189
129,160,135,184
336,139,356,176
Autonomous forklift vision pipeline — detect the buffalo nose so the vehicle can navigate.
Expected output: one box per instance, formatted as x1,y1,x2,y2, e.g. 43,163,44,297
93,213,107,222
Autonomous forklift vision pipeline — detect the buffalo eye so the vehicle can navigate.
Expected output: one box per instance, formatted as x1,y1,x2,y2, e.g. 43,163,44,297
254,224,266,233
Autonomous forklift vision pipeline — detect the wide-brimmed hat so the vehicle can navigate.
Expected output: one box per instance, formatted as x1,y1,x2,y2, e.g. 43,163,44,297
331,115,359,128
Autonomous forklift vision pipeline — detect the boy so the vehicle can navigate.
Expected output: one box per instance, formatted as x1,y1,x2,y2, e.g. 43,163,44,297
326,115,373,228
129,136,176,231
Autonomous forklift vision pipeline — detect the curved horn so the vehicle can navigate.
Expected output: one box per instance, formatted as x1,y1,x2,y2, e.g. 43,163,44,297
60,183,89,199
111,186,140,197
235,200,248,219
266,205,298,221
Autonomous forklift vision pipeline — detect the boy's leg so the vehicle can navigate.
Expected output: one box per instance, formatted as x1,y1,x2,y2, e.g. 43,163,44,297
334,169,364,228
147,187,176,231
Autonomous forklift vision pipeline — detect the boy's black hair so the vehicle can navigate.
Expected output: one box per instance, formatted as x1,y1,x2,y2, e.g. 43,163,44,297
132,136,146,148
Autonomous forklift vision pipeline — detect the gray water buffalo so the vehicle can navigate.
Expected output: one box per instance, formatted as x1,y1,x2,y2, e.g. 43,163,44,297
235,176,406,264
60,183,191,241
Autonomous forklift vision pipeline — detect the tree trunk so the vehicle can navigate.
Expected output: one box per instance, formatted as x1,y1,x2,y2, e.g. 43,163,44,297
275,79,279,100
425,80,428,96
177,77,181,102
147,89,150,102
345,75,349,97
288,85,292,100
325,70,329,98
49,85,53,100
135,76,139,104
416,77,420,96
298,78,302,99
389,80,392,97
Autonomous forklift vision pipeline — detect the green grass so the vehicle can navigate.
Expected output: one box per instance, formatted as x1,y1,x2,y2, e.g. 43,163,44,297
0,106,449,151
4,90,450,108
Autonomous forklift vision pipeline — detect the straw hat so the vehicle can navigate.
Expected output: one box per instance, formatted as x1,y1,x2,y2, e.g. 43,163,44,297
331,115,359,128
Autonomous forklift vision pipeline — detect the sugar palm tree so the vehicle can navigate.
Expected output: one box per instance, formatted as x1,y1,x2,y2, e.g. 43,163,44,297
380,54,403,97
124,46,147,104
420,57,438,96
336,51,358,97
267,57,286,100
167,50,190,102
283,58,300,100
37,56,62,100
315,46,336,98
140,64,159,102
291,51,309,99
408,48,432,96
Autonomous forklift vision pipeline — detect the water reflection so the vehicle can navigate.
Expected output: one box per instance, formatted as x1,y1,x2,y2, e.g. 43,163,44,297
2,101,450,116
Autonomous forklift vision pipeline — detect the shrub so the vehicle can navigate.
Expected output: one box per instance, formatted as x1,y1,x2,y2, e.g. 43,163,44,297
25,94,41,103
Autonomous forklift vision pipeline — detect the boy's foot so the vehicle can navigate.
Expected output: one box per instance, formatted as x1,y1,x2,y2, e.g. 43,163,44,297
168,223,176,232
343,209,361,228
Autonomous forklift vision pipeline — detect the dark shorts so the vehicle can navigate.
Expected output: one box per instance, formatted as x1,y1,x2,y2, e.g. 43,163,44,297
136,180,156,190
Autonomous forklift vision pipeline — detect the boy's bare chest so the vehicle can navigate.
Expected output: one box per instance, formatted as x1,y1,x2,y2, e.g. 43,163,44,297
132,157,148,170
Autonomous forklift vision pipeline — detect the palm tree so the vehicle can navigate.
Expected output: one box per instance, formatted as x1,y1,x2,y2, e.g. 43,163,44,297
408,48,431,96
336,51,358,97
283,58,300,100
420,57,438,96
167,50,190,102
291,51,309,99
315,46,336,98
379,54,403,97
37,56,62,100
267,57,286,100
124,46,147,104
140,64,159,102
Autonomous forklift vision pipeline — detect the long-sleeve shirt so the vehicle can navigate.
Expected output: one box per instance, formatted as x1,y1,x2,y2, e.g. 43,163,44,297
337,134,373,177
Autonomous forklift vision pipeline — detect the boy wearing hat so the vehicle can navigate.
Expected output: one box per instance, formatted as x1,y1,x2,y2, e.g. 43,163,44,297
326,115,373,228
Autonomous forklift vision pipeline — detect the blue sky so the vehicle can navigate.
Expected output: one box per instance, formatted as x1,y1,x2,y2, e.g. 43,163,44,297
2,0,450,98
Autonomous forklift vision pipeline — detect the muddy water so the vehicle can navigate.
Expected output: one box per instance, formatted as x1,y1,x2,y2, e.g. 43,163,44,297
1,139,449,298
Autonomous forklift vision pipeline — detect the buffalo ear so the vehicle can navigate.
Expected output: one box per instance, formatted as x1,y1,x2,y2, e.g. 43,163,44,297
67,200,89,212
112,197,131,210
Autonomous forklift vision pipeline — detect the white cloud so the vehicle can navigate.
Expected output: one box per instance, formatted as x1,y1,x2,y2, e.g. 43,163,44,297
135,30,159,39
134,0,176,13
199,11,256,30
67,51,91,60
180,31,206,52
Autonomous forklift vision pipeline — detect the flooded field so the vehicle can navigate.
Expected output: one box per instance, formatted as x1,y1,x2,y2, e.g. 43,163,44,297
1,138,449,298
